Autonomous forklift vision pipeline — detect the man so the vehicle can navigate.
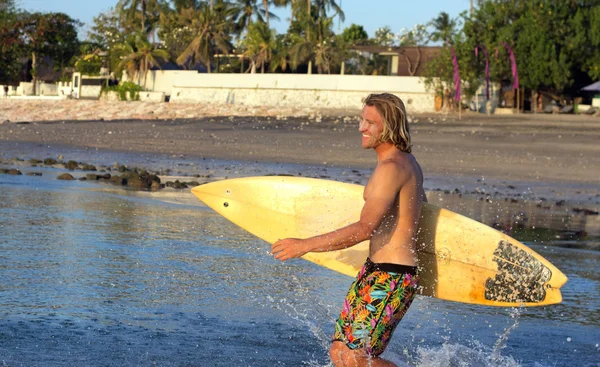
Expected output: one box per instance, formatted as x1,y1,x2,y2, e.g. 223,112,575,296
272,93,426,366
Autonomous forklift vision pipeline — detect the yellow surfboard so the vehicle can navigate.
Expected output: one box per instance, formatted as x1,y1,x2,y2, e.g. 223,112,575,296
191,176,567,307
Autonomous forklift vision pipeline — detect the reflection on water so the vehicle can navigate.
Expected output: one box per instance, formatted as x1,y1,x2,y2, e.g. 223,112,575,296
1,172,599,366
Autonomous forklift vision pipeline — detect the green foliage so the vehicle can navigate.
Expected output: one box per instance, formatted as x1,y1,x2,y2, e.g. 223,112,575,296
243,21,276,73
113,32,170,88
75,54,103,75
175,2,233,72
341,23,368,45
0,0,23,83
102,81,143,100
372,26,396,47
463,0,600,94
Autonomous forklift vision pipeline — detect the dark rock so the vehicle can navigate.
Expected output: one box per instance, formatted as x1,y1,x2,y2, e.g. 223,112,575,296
7,169,22,175
167,180,188,189
125,171,161,190
44,158,58,165
27,172,43,176
57,173,75,180
98,173,111,180
573,208,599,215
81,164,97,171
29,158,42,164
79,177,87,181
0,169,8,174
86,174,100,180
109,175,127,185
64,160,79,170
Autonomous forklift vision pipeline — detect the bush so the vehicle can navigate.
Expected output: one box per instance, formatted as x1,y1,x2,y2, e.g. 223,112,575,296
102,81,143,101
75,54,102,75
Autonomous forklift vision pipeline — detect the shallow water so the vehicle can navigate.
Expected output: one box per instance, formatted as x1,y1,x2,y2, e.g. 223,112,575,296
1,155,599,366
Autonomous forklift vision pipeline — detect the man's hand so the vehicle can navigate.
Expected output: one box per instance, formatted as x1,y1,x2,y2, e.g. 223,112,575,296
272,238,309,261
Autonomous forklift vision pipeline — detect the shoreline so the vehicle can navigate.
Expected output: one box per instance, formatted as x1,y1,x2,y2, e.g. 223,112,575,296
1,99,599,213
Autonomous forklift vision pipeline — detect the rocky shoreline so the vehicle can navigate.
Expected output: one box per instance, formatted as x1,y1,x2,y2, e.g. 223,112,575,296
0,99,354,124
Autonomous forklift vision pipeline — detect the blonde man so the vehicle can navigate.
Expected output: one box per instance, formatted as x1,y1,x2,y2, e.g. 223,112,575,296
273,93,426,366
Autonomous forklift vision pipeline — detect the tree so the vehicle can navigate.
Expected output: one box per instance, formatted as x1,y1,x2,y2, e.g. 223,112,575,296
341,23,368,45
16,12,81,94
0,0,23,84
462,0,600,98
243,21,275,73
117,0,166,35
176,3,232,72
397,24,429,76
372,26,396,47
429,12,456,45
289,15,340,74
171,0,201,12
113,32,170,89
88,8,125,50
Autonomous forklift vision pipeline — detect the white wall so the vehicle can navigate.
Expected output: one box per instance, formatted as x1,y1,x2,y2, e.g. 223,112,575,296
167,73,435,113
123,70,197,96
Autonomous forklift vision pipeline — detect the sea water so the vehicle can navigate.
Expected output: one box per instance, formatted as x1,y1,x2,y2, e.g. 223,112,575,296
1,148,599,366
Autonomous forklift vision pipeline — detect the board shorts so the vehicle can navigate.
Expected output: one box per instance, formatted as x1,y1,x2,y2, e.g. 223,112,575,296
332,258,419,356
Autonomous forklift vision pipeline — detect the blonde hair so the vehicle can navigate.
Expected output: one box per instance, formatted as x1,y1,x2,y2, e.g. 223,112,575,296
363,93,412,153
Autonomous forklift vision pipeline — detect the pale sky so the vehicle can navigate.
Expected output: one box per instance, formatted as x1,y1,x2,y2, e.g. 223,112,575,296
18,0,471,39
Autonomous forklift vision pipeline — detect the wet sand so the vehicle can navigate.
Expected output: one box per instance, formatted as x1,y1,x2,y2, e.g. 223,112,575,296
1,100,599,209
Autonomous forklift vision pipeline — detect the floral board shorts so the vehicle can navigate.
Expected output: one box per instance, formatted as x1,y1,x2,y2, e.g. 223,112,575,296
332,257,419,356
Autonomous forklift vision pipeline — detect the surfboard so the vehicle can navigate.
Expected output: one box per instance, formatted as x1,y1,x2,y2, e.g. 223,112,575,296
191,176,567,307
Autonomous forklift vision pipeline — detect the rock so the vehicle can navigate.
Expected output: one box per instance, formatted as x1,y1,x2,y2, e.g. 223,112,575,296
64,160,79,170
57,173,75,180
7,169,22,175
124,171,161,190
0,169,8,174
109,175,127,185
78,177,87,181
166,180,188,189
86,174,100,180
29,158,42,164
44,158,58,165
26,172,43,176
81,164,97,171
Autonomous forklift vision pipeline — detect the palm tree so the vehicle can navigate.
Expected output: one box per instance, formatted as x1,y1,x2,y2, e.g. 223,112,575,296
176,3,232,73
117,0,166,34
243,21,276,73
290,15,337,74
113,32,170,90
230,0,264,35
230,0,279,37
172,0,200,12
429,12,456,45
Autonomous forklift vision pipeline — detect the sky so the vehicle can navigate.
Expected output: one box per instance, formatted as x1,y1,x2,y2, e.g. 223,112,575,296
18,0,472,39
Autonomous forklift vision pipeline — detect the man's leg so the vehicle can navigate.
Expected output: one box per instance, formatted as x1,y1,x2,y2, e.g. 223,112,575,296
329,341,397,367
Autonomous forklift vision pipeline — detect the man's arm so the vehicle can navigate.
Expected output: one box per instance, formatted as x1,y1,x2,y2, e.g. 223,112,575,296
272,162,408,261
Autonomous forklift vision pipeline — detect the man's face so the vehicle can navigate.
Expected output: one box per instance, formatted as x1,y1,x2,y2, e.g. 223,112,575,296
359,105,384,149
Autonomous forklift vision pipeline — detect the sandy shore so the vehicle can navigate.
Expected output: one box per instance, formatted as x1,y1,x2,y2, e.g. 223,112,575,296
1,99,599,209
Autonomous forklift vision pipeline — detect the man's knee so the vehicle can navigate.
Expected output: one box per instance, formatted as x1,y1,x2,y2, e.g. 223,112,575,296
329,341,368,367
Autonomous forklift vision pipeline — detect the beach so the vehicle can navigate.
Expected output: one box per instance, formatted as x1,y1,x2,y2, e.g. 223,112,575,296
1,99,599,209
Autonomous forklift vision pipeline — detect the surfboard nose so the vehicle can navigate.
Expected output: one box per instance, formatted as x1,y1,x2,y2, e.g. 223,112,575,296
191,181,230,210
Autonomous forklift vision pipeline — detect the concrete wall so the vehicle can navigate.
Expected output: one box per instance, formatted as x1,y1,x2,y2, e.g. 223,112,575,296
39,83,57,96
57,81,73,97
123,70,197,96
100,90,166,102
166,73,435,113
80,86,102,99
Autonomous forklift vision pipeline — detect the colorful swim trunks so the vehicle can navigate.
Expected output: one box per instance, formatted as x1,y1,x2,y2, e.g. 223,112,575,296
332,258,419,356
